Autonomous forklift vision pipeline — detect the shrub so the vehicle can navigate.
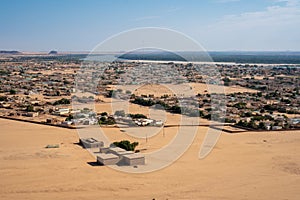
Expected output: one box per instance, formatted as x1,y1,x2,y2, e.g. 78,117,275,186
100,112,108,116
65,115,73,121
26,105,34,112
112,140,139,151
9,89,16,95
106,90,115,98
0,96,7,101
98,116,115,125
233,102,247,109
129,113,147,119
53,98,70,105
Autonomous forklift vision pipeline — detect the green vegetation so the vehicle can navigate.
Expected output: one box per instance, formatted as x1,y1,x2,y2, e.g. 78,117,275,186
131,97,203,117
132,97,155,106
236,120,257,129
233,102,247,109
65,115,74,121
112,140,139,151
263,104,276,111
25,105,34,112
222,77,231,86
9,89,16,95
236,119,268,130
0,96,7,101
129,113,147,119
258,122,267,130
106,90,115,98
98,116,115,125
0,70,10,75
53,98,70,105
100,112,108,116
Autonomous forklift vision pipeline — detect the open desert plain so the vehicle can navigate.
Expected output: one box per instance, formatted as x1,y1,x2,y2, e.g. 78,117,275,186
0,117,299,200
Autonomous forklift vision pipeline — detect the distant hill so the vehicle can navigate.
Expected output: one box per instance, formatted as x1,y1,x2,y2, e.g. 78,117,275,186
119,50,186,61
0,50,21,54
119,51,300,64
49,50,58,55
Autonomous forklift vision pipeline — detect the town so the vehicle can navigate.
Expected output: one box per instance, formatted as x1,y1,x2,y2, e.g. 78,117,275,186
0,54,299,132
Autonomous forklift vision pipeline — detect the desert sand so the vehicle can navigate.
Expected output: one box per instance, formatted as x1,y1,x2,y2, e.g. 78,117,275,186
111,83,257,98
0,118,299,200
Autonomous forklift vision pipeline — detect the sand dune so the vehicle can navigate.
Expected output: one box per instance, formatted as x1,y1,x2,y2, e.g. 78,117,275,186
0,118,299,199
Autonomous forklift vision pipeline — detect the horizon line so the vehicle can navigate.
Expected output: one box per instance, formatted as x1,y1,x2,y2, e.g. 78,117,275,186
2,50,300,54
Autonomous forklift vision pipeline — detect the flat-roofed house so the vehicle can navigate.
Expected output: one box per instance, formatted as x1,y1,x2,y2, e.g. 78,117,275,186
122,153,145,166
23,112,39,117
117,151,135,164
99,147,110,153
54,108,70,116
80,138,104,148
96,153,119,165
108,147,127,155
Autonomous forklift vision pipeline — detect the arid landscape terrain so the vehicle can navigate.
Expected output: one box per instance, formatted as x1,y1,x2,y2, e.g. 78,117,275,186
1,117,299,200
0,54,299,199
1,0,300,198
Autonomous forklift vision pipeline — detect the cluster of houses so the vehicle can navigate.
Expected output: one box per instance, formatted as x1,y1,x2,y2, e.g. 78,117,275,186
0,59,77,97
80,138,145,166
129,91,300,130
133,118,163,126
0,56,299,131
114,115,164,127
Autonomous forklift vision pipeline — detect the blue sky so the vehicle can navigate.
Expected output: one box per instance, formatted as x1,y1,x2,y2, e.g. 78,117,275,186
1,0,300,51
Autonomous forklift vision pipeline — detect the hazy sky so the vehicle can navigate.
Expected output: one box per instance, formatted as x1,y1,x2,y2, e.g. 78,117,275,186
1,0,300,51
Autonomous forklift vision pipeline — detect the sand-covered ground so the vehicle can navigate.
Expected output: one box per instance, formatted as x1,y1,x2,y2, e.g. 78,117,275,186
0,118,299,200
111,83,257,98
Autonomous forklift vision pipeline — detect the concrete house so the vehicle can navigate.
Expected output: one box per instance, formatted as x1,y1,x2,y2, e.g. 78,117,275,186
96,153,119,165
122,153,145,166
54,108,70,116
108,147,127,155
23,112,39,117
80,138,104,148
98,146,144,166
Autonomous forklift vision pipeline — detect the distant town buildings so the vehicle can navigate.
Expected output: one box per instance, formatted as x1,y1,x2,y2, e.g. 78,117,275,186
0,55,299,131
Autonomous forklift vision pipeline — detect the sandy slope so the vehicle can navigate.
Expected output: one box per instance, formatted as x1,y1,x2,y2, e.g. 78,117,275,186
0,118,299,200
